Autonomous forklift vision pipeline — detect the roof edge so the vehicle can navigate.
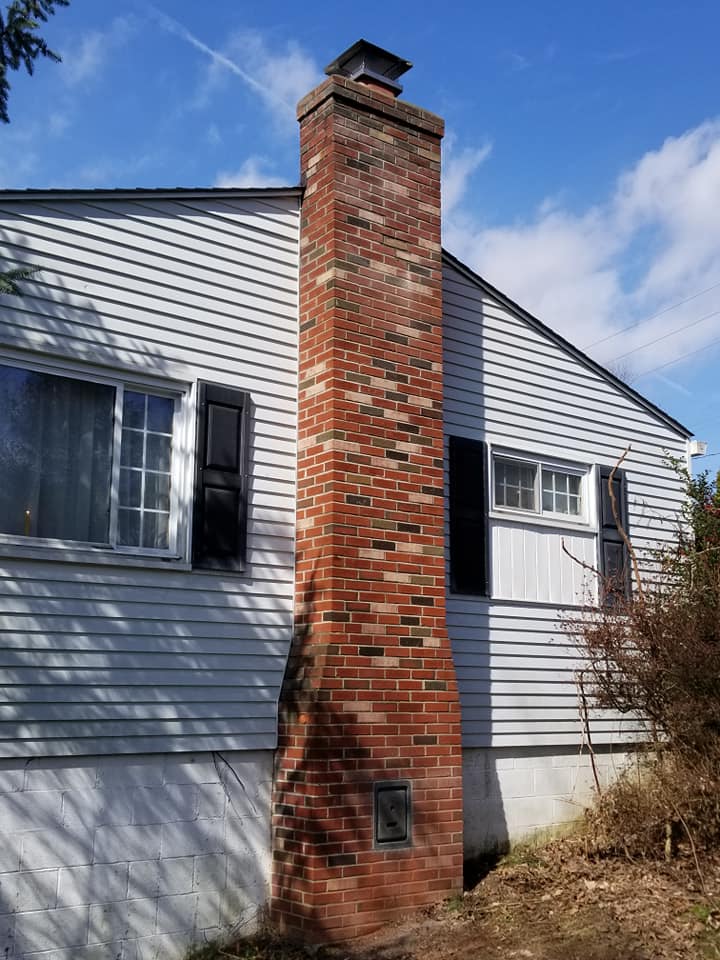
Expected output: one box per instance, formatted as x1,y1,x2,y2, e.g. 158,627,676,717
0,186,302,201
441,248,693,440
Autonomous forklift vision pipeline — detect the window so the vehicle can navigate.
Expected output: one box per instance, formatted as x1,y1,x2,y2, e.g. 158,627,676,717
493,453,587,522
0,361,182,554
118,391,176,550
494,458,537,511
541,468,582,517
0,362,251,570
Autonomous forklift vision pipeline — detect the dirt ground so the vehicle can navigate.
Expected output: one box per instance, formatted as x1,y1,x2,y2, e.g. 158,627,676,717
206,841,720,960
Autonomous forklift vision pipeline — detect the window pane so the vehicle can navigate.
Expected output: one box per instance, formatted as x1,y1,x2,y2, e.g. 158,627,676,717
519,483,535,510
119,468,142,508
118,390,174,550
142,511,169,550
0,365,113,542
144,472,170,512
117,508,140,546
146,434,171,473
541,468,583,516
495,459,537,511
120,429,144,467
147,395,174,434
122,391,146,430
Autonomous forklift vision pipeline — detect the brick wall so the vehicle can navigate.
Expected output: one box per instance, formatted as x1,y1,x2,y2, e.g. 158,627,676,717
0,751,271,959
271,74,463,939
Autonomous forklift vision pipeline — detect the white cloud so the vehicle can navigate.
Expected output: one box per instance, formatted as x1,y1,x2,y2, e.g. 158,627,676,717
214,156,288,189
61,16,135,86
74,152,159,188
152,10,319,127
442,136,493,217
48,111,71,136
444,119,720,382
205,124,222,147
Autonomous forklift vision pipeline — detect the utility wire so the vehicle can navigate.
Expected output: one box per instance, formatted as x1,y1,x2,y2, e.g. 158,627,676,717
634,332,720,379
605,308,720,364
584,279,720,349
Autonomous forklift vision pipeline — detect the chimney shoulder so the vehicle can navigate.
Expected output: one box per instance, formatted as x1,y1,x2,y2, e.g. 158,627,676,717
297,75,444,140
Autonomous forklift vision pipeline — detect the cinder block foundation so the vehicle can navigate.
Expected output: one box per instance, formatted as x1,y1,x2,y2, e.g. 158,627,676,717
463,745,633,857
0,751,271,959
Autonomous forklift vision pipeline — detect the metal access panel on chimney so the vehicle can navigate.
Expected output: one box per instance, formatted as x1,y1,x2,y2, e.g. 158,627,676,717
374,780,412,849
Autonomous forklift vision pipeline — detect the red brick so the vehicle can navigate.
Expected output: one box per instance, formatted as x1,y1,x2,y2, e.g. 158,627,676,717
271,69,463,940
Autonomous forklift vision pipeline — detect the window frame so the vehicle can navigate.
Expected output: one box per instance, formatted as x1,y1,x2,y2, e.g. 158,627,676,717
0,352,193,564
490,449,591,527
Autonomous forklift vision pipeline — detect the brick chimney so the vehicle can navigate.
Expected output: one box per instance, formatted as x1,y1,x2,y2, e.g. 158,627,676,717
271,40,463,940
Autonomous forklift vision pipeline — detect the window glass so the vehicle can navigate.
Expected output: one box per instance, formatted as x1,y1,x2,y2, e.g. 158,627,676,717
542,469,582,516
0,365,114,542
0,364,177,553
117,391,174,550
494,458,537,511
493,452,586,521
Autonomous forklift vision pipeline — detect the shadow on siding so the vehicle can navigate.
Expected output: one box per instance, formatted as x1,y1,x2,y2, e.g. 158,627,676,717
0,213,297,955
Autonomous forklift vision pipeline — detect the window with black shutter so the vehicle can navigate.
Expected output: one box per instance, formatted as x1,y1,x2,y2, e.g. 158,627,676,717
192,382,250,572
597,465,631,600
449,435,488,595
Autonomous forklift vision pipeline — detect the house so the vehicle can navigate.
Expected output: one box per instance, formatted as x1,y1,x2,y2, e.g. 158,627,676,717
0,39,691,958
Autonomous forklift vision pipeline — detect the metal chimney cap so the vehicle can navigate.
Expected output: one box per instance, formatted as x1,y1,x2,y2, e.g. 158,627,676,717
324,39,412,95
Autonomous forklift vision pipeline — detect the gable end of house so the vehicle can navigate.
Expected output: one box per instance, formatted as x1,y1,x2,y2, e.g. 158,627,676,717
442,248,693,442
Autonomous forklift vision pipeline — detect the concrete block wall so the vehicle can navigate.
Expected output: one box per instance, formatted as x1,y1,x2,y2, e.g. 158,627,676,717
463,745,632,857
0,750,272,959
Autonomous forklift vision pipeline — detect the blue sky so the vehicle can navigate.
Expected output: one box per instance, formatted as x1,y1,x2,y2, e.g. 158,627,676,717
3,0,720,465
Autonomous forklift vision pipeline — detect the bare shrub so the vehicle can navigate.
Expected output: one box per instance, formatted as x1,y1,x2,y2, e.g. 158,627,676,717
584,751,720,859
572,461,720,859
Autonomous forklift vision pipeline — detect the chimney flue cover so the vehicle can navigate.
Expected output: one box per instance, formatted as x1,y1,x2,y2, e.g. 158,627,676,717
324,39,412,95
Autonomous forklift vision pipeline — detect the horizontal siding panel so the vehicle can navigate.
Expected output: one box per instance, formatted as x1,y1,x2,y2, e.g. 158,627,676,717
0,684,280,702
0,650,287,670
0,667,286,687
4,300,297,369
7,198,300,267
0,320,299,402
0,700,277,722
0,192,300,756
0,732,275,757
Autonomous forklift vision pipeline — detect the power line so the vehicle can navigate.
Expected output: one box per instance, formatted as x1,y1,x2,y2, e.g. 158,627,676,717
605,308,720,364
583,279,720,350
634,332,720,379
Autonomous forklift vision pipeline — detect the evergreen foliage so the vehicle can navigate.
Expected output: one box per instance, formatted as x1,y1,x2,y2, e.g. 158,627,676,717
1,2,69,291
0,0,69,123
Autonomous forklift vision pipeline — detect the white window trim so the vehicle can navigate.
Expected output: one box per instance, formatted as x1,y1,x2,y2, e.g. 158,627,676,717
489,448,593,529
0,352,194,566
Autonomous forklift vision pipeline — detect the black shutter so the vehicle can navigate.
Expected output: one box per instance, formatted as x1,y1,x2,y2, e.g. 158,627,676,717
192,382,250,572
597,465,631,599
449,436,488,595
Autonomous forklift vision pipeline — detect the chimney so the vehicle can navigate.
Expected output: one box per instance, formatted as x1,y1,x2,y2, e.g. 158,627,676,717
271,40,463,939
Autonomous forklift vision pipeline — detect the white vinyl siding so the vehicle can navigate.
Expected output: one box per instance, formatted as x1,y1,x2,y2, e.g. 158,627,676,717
0,190,300,757
443,259,687,748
